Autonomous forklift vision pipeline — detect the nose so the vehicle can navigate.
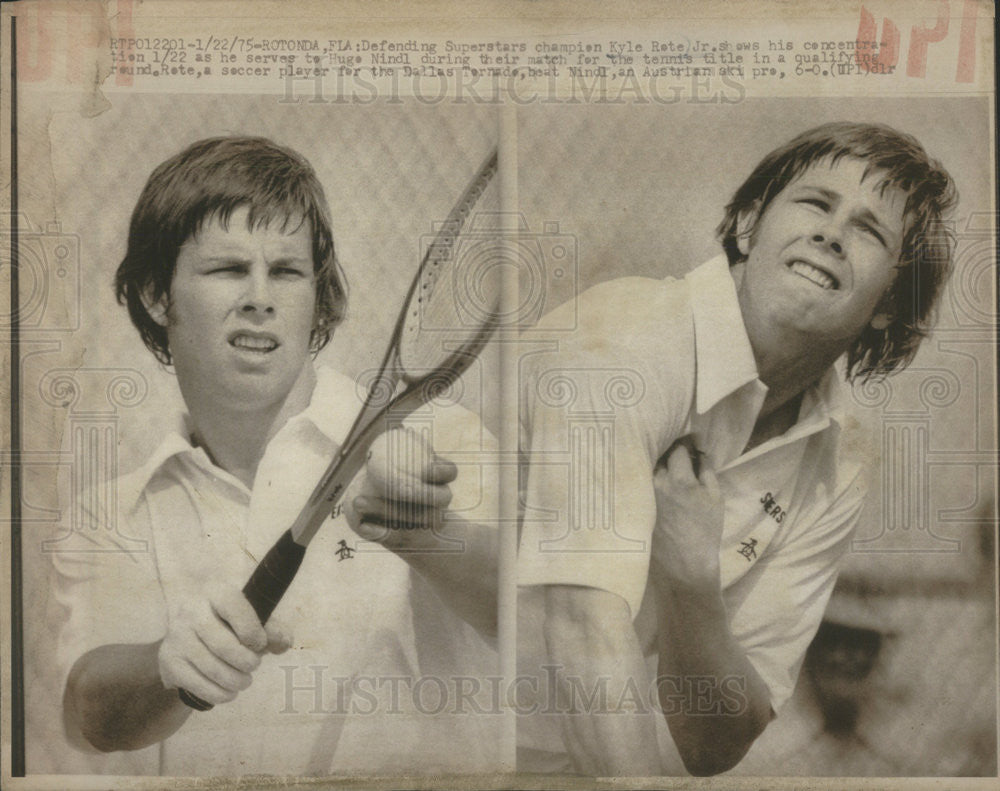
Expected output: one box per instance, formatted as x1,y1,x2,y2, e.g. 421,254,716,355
241,268,275,315
810,226,844,258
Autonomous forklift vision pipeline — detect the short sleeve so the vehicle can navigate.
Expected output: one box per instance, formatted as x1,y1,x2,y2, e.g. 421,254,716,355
517,279,694,617
51,493,169,707
725,465,867,712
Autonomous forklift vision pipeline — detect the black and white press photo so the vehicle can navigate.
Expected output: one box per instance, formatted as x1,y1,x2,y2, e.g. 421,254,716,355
3,1,996,788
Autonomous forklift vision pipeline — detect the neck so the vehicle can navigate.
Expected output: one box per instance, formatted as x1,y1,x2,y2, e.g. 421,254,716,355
186,365,316,488
731,263,840,421
756,349,832,419
744,350,825,454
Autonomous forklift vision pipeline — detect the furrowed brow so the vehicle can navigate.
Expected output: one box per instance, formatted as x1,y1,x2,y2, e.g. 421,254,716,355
203,255,253,264
792,185,838,200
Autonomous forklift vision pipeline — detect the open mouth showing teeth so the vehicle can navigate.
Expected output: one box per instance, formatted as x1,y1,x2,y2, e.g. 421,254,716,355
789,260,839,290
231,335,279,352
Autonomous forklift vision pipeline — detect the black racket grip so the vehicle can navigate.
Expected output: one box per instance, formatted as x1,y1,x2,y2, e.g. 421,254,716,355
178,529,306,711
178,688,214,711
241,528,307,623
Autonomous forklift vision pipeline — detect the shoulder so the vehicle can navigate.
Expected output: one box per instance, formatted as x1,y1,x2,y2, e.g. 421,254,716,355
48,460,160,568
520,276,696,454
525,275,695,375
828,410,872,506
537,275,692,334
816,370,874,502
314,365,360,398
304,366,369,445
86,433,191,530
312,365,364,416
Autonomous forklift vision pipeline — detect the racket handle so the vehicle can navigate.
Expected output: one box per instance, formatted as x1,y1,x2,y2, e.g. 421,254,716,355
178,529,306,711
242,528,307,623
178,688,214,711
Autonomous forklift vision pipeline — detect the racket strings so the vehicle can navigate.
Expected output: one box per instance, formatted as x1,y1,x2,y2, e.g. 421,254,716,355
400,151,502,377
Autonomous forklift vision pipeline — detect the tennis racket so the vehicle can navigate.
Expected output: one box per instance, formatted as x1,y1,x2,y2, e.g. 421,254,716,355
179,147,501,710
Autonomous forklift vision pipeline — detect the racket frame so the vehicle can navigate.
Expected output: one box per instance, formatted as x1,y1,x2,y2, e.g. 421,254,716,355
291,146,499,548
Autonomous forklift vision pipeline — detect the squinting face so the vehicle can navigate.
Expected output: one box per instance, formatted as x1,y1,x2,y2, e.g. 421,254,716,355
737,156,907,351
157,205,317,416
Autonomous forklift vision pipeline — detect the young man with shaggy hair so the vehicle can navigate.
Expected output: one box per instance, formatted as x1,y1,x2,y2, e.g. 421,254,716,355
56,136,498,775
518,122,957,775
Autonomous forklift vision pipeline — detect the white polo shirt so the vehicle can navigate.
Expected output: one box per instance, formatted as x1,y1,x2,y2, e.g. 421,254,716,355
518,255,867,713
54,366,499,776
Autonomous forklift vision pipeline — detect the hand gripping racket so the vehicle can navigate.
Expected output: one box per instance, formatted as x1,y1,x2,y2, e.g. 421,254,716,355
179,148,500,710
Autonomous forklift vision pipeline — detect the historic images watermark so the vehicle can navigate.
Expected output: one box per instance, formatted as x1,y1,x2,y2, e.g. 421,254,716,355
1,212,150,553
278,665,749,718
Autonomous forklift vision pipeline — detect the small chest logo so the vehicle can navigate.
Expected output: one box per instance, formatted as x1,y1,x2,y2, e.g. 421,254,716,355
336,539,355,561
760,492,786,523
738,538,758,562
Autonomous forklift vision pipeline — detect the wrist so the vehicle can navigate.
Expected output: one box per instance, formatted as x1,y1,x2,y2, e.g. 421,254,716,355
650,548,721,593
651,558,723,602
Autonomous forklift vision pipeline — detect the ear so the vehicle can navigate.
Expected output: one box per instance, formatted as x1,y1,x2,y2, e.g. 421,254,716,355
870,284,897,331
140,287,169,327
869,312,892,331
735,203,760,258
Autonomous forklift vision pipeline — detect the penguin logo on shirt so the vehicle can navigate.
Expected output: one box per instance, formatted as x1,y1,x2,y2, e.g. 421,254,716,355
738,538,758,562
336,539,355,561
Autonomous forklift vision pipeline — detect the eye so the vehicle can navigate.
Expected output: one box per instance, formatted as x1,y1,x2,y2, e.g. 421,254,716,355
271,264,309,279
207,264,246,276
798,197,829,211
857,223,886,245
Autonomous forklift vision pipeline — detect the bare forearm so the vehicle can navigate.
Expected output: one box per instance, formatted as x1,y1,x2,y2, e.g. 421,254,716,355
348,431,498,638
380,516,498,638
654,580,772,775
65,641,190,752
650,448,772,774
545,586,662,776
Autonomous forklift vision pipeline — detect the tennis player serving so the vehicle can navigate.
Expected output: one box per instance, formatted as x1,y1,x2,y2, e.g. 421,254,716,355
55,137,499,775
517,122,957,775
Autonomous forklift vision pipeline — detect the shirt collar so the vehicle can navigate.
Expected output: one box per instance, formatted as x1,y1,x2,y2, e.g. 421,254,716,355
118,418,202,513
120,365,357,513
798,361,847,430
685,254,760,414
685,255,847,451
